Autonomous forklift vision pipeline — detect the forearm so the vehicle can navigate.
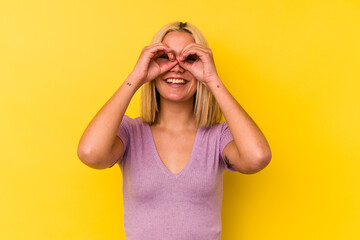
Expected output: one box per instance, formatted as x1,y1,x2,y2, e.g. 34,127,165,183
207,77,271,162
77,74,141,165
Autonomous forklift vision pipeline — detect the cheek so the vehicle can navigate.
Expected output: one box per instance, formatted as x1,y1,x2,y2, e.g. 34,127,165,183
156,59,170,67
154,78,161,89
189,82,198,94
154,73,164,84
154,78,167,94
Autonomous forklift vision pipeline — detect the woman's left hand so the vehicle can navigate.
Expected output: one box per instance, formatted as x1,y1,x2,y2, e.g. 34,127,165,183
178,43,219,86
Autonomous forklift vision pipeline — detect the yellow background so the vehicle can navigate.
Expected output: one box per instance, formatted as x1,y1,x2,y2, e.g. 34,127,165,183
1,0,359,239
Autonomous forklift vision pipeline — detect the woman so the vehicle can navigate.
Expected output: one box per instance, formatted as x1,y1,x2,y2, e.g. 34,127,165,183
77,21,271,239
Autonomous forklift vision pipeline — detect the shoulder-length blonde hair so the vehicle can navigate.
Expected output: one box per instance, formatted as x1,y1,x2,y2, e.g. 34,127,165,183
140,21,222,128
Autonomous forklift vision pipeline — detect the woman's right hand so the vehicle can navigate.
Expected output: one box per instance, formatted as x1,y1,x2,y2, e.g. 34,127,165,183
130,43,178,85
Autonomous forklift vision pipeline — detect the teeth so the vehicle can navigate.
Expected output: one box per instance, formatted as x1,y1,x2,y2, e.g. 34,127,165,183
166,78,186,84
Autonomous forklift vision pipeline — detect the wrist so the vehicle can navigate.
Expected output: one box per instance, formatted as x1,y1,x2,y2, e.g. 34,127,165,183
124,73,145,91
205,76,224,91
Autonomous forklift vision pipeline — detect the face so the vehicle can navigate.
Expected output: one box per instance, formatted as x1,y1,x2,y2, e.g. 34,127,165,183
154,31,198,103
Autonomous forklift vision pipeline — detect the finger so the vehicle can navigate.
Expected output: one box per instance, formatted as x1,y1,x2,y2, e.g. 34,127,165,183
166,51,175,61
181,44,209,56
152,43,174,54
146,44,173,58
153,50,167,59
180,49,209,62
149,44,174,59
160,60,179,73
181,43,211,57
181,42,206,52
145,43,175,61
140,48,169,66
151,49,176,62
181,44,211,55
178,59,193,71
153,51,175,62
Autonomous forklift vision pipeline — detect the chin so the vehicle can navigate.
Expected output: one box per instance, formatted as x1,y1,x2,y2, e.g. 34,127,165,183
161,94,194,103
155,84,196,104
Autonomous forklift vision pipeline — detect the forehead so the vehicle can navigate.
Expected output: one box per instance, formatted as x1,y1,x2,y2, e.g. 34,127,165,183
162,31,195,53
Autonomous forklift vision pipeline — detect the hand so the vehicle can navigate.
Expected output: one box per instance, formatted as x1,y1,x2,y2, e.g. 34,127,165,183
130,43,178,85
178,43,219,86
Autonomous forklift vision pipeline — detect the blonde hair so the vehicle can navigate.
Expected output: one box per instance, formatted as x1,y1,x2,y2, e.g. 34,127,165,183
140,21,222,127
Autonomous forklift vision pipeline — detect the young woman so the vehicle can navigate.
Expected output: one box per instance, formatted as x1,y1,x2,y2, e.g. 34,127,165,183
77,21,271,239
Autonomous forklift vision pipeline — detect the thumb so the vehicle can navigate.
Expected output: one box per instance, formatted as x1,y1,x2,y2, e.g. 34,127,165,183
178,60,192,72
160,60,178,73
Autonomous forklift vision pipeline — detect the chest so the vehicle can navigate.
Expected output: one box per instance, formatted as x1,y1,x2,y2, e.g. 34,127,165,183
121,123,225,201
150,127,197,175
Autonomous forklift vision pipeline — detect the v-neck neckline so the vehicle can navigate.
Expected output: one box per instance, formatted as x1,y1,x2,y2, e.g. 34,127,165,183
146,124,201,179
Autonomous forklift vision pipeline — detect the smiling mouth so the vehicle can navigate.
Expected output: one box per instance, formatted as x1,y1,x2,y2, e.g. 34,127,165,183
165,78,188,84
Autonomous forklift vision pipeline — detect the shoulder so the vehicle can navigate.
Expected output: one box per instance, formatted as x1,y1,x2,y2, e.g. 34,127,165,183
121,115,146,128
201,121,229,135
119,116,151,140
117,116,149,148
117,115,147,138
202,121,234,149
122,115,139,124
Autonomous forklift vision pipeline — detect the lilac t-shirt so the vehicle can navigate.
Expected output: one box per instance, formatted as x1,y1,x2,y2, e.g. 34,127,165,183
112,115,236,240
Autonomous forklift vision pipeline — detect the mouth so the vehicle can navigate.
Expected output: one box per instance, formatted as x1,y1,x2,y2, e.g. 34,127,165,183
164,78,189,86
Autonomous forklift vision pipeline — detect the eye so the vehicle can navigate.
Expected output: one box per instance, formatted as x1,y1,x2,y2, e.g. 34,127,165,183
158,54,169,60
186,54,198,62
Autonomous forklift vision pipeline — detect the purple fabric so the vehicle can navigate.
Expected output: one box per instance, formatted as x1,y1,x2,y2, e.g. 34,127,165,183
113,115,236,240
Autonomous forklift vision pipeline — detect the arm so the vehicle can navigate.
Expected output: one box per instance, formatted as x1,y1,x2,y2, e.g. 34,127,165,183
77,44,178,169
208,79,272,174
77,76,140,169
179,43,272,174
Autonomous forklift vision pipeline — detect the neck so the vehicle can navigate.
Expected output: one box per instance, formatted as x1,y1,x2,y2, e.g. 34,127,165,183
156,97,197,131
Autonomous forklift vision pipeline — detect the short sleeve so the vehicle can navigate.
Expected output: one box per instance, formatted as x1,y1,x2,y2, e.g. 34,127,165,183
108,115,132,168
219,121,237,172
117,115,132,150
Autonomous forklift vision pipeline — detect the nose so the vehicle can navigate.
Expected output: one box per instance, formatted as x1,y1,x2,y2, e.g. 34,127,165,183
170,58,185,73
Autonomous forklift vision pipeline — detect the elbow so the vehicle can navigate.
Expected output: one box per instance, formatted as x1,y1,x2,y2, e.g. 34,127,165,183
259,152,272,170
77,146,96,168
255,148,272,170
259,147,272,167
241,150,272,175
77,146,109,170
256,143,272,167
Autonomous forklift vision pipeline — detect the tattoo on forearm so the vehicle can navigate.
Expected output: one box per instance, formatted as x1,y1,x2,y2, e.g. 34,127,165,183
224,155,235,169
126,82,132,86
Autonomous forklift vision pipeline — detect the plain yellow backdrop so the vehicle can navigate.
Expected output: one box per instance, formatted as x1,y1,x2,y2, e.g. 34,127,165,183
1,0,359,239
